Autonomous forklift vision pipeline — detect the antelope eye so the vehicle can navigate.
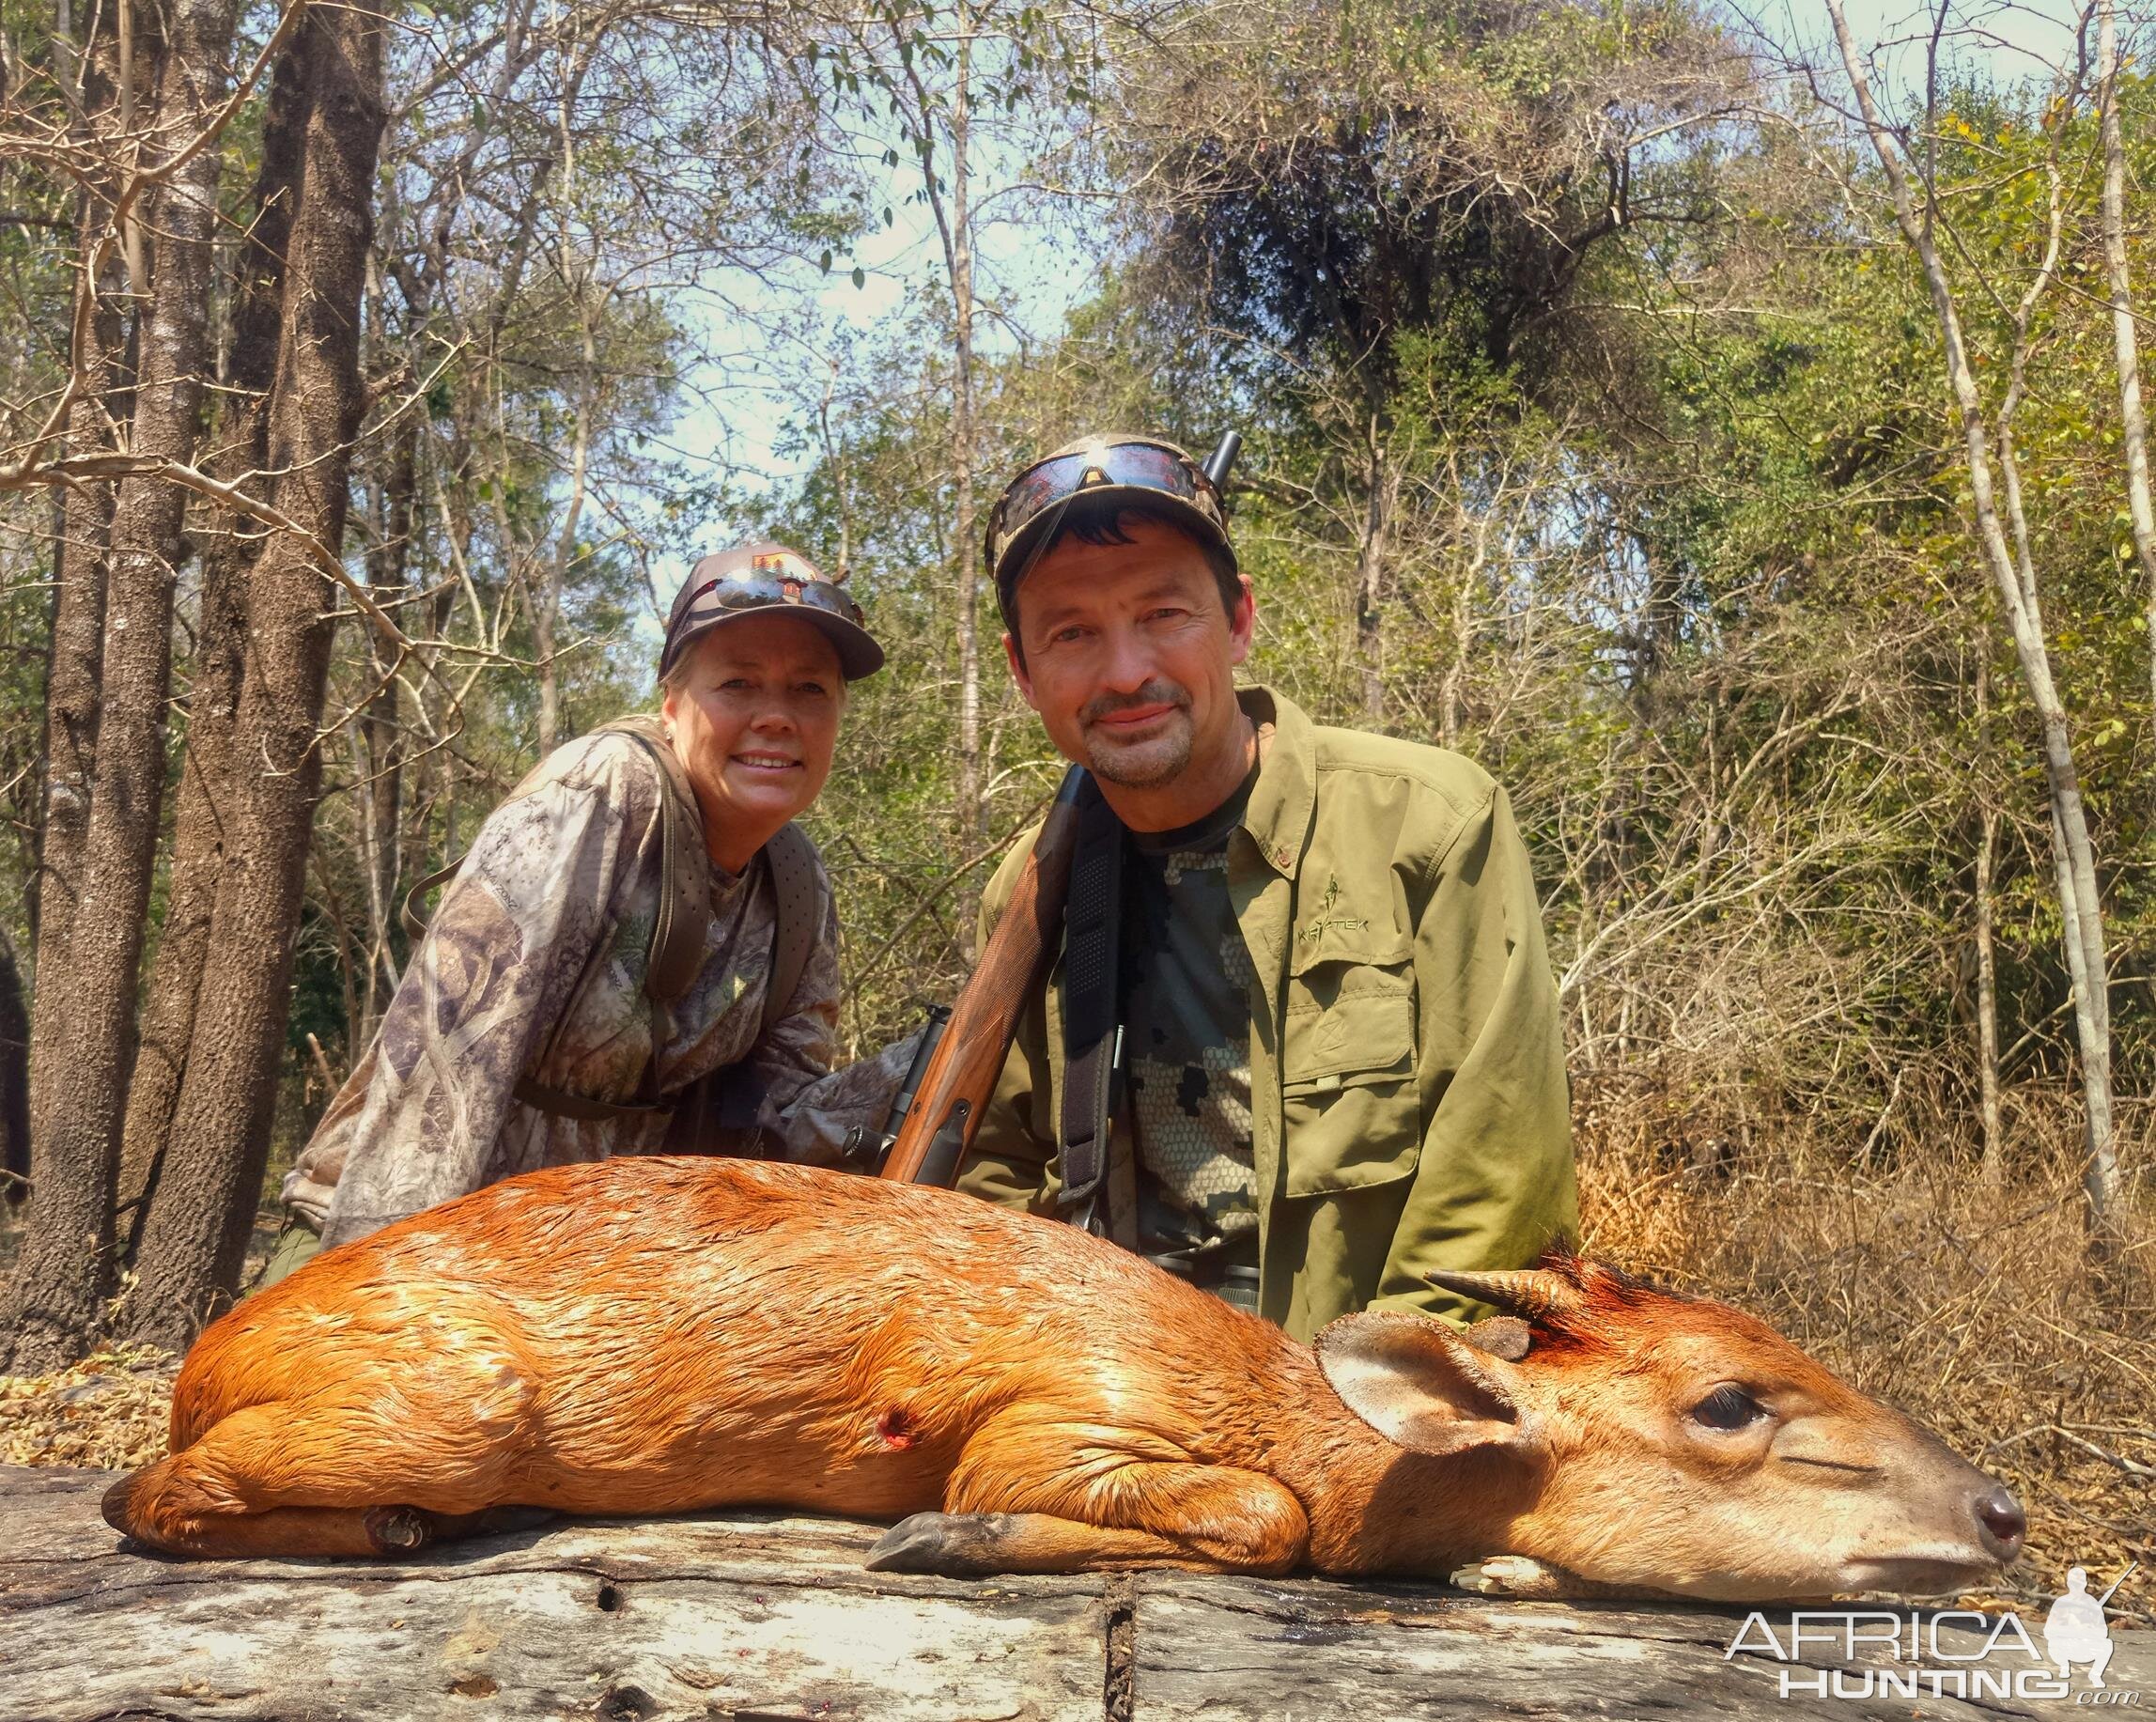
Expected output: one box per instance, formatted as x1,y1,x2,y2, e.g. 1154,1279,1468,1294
1690,1385,1768,1431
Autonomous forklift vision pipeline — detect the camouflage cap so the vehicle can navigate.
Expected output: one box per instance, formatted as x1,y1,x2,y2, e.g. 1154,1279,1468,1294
660,541,884,682
985,433,1234,623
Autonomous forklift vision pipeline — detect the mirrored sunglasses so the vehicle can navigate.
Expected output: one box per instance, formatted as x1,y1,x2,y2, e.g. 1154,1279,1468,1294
989,441,1216,552
671,568,866,630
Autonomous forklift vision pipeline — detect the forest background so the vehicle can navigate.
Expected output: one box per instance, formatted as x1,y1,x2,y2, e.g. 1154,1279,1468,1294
0,0,2150,1616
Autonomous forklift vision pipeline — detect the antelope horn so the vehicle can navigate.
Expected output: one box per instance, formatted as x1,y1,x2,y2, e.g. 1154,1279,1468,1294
1425,1267,1585,1324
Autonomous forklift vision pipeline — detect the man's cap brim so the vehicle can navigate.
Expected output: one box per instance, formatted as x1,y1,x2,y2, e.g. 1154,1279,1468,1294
662,604,885,682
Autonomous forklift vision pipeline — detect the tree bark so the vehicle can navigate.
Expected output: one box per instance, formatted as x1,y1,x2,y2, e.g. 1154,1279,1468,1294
5,0,245,1371
115,44,312,1258
2095,0,2156,733
126,0,387,1345
29,161,131,1164
30,355,116,1155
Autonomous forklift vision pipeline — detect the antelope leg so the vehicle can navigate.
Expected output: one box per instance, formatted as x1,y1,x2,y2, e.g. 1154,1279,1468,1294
867,1505,1289,1575
1450,1556,1684,1601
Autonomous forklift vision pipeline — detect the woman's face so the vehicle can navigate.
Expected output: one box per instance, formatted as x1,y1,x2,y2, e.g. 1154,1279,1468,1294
662,612,845,872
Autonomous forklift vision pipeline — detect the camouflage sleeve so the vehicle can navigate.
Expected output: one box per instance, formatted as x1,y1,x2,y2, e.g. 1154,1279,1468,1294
299,752,646,1247
1371,784,1579,1323
754,861,923,1167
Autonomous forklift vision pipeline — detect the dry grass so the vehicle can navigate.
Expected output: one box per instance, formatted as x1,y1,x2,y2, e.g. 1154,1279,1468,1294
2,1103,2148,1625
0,1341,174,1471
1575,1068,2156,1623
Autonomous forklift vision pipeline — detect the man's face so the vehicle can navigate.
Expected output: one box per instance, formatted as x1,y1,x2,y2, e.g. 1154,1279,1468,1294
661,612,844,865
1004,515,1254,794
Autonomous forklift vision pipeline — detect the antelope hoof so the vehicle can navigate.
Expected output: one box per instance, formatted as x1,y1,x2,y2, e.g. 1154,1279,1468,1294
1450,1555,1564,1598
100,1468,149,1537
865,1512,1017,1576
364,1505,433,1555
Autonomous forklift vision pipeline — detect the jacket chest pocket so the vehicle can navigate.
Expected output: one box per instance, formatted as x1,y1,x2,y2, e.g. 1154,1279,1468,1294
1280,933,1419,1198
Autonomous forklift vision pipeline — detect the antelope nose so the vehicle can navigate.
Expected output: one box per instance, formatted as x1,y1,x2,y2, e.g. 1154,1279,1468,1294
1974,1487,2026,1560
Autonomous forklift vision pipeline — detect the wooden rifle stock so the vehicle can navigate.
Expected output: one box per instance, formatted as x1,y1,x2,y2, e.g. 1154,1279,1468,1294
880,765,1088,1187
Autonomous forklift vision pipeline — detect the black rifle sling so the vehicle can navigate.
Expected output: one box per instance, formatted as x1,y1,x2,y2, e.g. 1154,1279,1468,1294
1057,774,1123,1228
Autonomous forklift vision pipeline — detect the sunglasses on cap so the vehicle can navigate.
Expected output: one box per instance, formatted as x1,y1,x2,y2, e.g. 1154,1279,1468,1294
985,436,1230,595
659,544,882,680
667,568,867,630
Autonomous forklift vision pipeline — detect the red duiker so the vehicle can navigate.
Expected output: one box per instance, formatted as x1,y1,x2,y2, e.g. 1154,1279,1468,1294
103,1157,2024,1600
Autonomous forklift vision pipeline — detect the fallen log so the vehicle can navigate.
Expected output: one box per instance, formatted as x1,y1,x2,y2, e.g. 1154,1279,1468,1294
2,1466,2147,1719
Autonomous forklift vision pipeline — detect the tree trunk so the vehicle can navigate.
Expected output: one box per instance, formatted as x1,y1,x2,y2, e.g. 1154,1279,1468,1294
1353,421,1390,720
26,8,130,1233
2096,0,2156,732
1974,653,2004,1186
115,44,312,1257
1975,818,2009,1189
0,928,27,1207
1824,0,2117,1237
356,416,419,1046
909,6,983,932
535,309,594,760
1436,460,1483,751
2045,795,2115,1215
1974,809,2004,1184
953,23,984,882
126,0,387,1345
28,185,129,1159
4,0,244,1372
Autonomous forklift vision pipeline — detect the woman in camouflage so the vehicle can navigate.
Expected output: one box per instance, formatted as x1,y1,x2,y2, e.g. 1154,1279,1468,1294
270,545,911,1276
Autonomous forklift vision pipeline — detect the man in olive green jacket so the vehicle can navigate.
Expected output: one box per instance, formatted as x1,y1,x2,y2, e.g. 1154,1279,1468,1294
956,434,1576,1342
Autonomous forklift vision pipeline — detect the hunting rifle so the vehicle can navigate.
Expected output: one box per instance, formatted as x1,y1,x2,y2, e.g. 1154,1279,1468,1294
876,765,1086,1187
876,427,1243,1189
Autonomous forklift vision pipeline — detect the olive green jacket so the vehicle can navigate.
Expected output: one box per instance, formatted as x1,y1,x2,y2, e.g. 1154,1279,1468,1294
954,687,1577,1341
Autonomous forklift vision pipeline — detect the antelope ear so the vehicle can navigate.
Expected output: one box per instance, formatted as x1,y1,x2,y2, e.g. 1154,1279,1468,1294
1315,1311,1538,1457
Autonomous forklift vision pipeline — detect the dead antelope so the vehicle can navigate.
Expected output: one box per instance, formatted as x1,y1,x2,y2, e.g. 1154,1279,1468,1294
104,1157,2025,1600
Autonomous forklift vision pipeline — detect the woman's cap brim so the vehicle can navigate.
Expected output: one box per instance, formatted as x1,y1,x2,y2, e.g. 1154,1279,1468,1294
660,603,885,682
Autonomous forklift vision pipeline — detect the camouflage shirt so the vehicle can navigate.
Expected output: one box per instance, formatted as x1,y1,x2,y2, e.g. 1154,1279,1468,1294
1122,769,1261,1264
283,726,912,1249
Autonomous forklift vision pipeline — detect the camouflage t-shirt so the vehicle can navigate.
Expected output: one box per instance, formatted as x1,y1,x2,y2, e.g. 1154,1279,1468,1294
1120,768,1261,1264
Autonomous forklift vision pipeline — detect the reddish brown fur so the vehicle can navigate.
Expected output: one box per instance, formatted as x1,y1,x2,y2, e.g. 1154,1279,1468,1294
103,1158,2019,1596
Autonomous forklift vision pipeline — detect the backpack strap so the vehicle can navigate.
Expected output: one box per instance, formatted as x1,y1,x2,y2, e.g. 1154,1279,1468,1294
591,714,710,1006
759,820,820,1033
400,856,464,946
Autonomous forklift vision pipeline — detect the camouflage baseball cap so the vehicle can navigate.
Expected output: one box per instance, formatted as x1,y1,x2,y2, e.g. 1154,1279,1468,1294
660,542,883,682
985,433,1234,622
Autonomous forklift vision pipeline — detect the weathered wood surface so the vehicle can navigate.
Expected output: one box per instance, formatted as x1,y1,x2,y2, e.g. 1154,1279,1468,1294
1134,1574,2155,1720
3,1466,2149,1721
